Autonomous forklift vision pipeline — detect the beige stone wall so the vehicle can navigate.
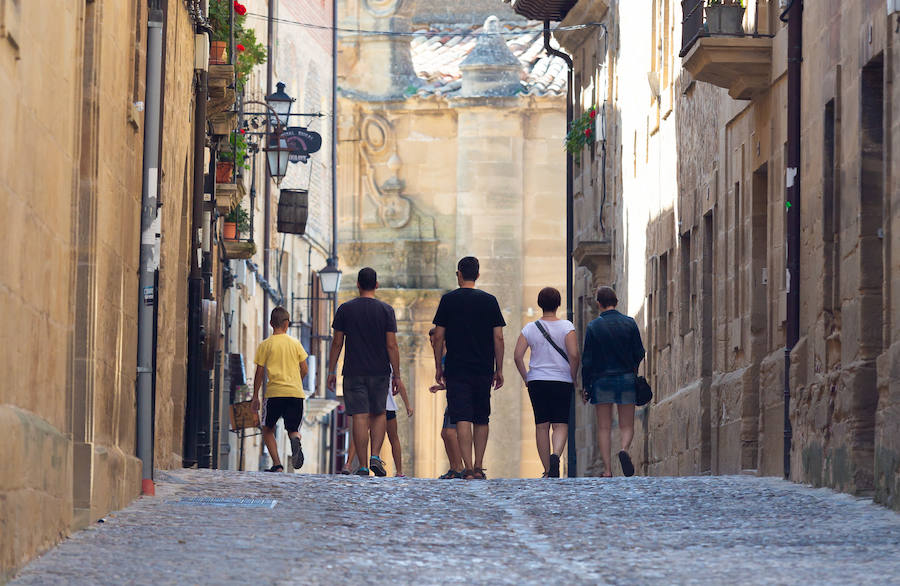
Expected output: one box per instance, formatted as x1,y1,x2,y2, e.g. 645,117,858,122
0,0,200,576
563,0,900,508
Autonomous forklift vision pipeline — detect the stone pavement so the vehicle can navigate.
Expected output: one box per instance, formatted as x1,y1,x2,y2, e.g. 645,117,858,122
11,470,900,585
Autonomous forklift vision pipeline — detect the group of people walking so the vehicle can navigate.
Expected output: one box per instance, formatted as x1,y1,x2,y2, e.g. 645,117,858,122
251,255,646,479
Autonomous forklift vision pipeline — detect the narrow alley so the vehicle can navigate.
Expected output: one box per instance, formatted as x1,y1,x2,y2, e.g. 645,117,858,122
12,471,900,585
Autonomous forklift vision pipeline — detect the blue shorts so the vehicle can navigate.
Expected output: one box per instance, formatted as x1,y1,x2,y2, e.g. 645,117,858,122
589,373,637,405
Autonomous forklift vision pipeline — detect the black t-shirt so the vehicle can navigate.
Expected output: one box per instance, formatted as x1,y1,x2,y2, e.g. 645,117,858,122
332,297,398,376
432,288,506,377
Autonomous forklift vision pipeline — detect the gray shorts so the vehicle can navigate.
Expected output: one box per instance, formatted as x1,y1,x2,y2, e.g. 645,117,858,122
343,375,391,416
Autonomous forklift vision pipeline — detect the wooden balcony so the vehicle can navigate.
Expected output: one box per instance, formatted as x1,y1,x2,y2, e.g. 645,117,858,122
680,0,774,100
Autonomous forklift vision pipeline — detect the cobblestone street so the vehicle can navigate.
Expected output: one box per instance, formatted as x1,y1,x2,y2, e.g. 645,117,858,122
11,469,900,585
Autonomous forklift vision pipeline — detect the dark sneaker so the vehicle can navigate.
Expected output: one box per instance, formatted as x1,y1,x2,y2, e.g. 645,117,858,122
355,467,370,477
264,464,284,473
369,455,387,477
618,450,635,477
291,436,304,470
548,454,561,478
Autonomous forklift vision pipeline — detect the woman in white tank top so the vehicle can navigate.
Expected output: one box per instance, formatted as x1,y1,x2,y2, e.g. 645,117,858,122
513,287,580,478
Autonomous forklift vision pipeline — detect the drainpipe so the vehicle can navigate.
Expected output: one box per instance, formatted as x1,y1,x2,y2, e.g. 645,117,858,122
781,0,802,480
263,0,274,341
185,15,210,468
544,21,575,477
136,1,165,496
331,0,339,267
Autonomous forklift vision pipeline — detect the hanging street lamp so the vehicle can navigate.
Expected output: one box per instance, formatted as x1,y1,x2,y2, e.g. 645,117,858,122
265,134,290,185
265,81,295,128
318,258,343,295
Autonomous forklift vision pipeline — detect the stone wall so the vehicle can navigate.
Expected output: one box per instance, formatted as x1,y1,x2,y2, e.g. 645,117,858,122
563,0,900,508
0,0,200,577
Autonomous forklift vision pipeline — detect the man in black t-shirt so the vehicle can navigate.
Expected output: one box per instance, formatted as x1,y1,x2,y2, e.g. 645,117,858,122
327,267,405,477
432,256,506,479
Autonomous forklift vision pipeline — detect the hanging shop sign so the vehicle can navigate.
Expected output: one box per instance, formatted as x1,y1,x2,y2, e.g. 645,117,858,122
282,127,322,163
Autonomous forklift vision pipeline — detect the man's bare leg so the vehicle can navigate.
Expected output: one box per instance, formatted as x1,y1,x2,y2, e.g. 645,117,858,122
473,424,489,471
262,426,282,468
456,421,474,471
369,412,387,459
441,427,463,472
344,416,357,471
351,414,370,469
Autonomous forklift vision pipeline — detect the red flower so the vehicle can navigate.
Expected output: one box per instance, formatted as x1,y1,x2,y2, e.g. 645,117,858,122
589,109,596,119
236,44,246,52
585,128,592,137
234,1,247,15
240,128,246,134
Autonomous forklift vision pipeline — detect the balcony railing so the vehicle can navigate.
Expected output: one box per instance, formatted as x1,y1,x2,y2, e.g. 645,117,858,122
679,0,775,99
680,0,773,57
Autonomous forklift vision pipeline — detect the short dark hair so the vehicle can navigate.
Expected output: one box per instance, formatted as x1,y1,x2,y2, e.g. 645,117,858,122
537,287,561,312
457,256,479,281
596,286,618,308
357,267,377,291
270,306,290,328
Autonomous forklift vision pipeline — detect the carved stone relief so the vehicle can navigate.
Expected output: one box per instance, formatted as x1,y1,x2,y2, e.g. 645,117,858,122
359,113,413,229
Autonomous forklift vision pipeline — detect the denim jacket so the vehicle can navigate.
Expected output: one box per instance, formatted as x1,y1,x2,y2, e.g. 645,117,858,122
581,309,646,390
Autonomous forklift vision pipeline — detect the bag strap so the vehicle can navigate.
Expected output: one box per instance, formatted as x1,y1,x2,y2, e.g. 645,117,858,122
535,321,568,362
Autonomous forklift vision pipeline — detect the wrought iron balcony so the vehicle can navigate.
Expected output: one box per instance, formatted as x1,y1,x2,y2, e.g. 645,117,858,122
680,0,774,100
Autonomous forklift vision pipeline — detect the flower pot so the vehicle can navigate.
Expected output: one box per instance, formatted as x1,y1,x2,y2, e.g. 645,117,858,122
705,5,745,35
216,161,234,183
210,41,227,65
223,222,238,241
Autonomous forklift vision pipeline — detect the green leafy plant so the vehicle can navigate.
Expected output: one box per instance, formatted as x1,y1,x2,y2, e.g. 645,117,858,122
565,105,598,159
225,205,250,234
208,1,266,91
234,29,267,92
218,131,250,169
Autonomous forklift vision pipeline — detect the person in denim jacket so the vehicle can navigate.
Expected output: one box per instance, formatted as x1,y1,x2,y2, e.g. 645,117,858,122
581,286,646,477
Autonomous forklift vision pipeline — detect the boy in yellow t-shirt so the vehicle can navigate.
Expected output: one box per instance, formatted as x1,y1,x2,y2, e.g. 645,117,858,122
251,306,309,472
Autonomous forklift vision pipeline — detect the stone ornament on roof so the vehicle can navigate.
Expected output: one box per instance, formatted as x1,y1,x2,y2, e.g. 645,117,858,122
459,16,525,97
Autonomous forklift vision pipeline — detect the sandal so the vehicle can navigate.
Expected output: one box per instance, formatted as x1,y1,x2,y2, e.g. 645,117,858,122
354,467,370,477
264,464,284,473
618,450,635,477
439,469,464,479
463,468,487,480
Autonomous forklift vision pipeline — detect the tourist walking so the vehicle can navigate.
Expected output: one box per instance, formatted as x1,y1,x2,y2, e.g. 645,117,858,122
581,286,646,477
428,327,464,479
327,267,405,477
251,306,309,472
513,287,579,478
431,256,505,480
385,372,413,476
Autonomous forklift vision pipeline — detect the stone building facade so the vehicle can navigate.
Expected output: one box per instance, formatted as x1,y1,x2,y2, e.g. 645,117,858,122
0,0,200,577
515,0,900,508
336,0,568,478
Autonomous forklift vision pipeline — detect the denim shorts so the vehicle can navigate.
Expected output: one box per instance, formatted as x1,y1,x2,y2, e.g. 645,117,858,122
589,373,637,405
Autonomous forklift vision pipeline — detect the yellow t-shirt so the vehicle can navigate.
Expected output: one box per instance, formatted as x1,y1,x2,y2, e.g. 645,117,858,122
254,334,309,399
